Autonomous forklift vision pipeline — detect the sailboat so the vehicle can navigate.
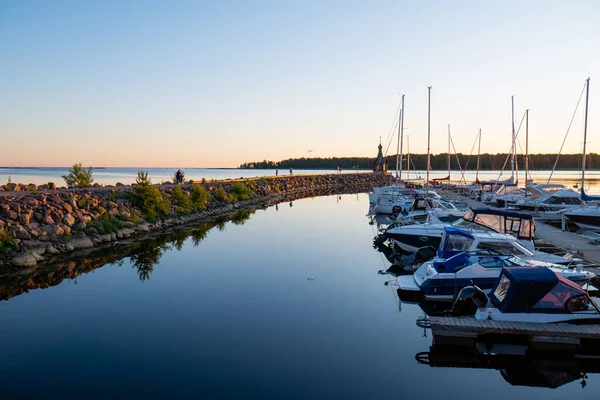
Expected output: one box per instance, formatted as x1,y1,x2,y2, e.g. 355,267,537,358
563,78,600,229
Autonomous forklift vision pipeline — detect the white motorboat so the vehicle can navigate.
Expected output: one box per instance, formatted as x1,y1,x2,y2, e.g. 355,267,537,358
397,227,596,300
564,205,600,231
381,207,538,253
469,266,600,324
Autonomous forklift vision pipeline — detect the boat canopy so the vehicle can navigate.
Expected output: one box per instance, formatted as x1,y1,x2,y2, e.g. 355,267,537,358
581,188,600,202
437,227,475,258
489,267,589,314
462,208,535,240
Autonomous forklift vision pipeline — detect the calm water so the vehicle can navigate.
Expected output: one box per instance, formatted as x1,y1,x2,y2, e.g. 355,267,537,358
3,167,600,192
0,194,598,399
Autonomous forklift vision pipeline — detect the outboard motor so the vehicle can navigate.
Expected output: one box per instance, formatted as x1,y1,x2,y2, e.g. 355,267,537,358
447,286,487,317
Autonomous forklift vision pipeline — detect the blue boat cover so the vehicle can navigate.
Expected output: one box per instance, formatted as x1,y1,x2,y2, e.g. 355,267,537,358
581,189,600,202
470,207,533,221
489,267,587,314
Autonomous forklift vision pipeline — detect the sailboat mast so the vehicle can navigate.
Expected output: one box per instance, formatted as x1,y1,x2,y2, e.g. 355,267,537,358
476,129,481,182
399,94,405,180
447,124,451,189
581,77,590,195
525,109,529,197
427,86,432,185
511,96,516,183
395,106,401,180
407,135,410,179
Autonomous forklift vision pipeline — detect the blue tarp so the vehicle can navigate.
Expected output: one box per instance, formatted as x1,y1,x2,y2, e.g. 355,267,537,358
489,267,587,313
581,189,600,202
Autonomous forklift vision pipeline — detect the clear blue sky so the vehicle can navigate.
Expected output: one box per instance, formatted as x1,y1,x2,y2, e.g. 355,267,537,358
1,0,598,167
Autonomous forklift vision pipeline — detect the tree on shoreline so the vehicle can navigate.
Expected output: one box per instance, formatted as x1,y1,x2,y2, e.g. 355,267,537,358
239,153,600,171
62,163,94,188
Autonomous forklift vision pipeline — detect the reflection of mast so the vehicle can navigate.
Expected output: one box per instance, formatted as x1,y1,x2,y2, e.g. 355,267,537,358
426,86,432,185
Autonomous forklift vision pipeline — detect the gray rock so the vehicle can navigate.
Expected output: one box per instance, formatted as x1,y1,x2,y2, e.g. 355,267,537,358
122,221,136,229
110,232,117,241
2,209,17,220
45,245,59,255
12,252,37,268
63,214,76,226
22,240,46,255
90,234,102,245
32,252,44,261
10,226,31,240
135,224,150,232
19,211,32,225
69,236,94,249
47,182,56,189
100,234,112,243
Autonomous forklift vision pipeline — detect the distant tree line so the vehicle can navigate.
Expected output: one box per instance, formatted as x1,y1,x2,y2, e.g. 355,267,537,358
239,153,599,171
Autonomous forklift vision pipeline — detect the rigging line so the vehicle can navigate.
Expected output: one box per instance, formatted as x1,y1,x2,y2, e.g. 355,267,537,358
460,130,481,183
383,103,402,157
548,81,587,184
449,134,466,182
494,111,528,183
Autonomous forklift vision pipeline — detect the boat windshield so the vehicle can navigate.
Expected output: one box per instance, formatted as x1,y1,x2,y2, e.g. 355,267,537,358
453,209,534,239
451,218,493,231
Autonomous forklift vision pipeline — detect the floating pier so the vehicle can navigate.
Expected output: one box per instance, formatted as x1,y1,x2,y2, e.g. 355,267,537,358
418,316,600,353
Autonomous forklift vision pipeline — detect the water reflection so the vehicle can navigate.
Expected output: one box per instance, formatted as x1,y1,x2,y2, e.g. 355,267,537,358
417,335,599,390
0,209,258,298
0,184,367,299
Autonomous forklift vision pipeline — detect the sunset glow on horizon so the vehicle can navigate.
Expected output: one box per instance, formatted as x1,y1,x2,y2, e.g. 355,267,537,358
1,0,598,168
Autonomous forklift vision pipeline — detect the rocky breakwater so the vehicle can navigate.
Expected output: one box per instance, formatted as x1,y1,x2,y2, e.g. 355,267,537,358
0,173,390,268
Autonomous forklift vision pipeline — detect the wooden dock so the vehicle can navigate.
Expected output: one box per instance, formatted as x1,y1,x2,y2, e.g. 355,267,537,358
424,316,600,340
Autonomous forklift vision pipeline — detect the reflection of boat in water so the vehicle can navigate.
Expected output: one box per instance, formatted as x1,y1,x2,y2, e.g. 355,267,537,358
416,336,598,389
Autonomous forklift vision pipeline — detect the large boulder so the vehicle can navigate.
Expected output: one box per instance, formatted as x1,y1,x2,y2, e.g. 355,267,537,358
69,236,94,249
12,252,36,268
63,214,76,226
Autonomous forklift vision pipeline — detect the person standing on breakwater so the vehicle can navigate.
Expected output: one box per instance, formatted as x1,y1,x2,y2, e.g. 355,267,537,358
175,169,183,184
289,167,293,175
276,168,278,177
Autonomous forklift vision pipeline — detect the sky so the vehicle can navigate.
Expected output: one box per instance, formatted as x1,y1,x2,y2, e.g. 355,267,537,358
1,0,599,168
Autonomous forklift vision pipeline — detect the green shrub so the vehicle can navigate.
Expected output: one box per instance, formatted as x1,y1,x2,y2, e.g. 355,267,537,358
135,170,151,186
131,171,169,219
86,217,123,235
171,185,191,212
201,178,207,184
213,187,230,203
62,163,94,188
190,184,212,210
0,227,16,252
230,183,250,201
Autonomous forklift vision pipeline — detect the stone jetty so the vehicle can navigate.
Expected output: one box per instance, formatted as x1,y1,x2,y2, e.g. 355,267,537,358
0,173,390,268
